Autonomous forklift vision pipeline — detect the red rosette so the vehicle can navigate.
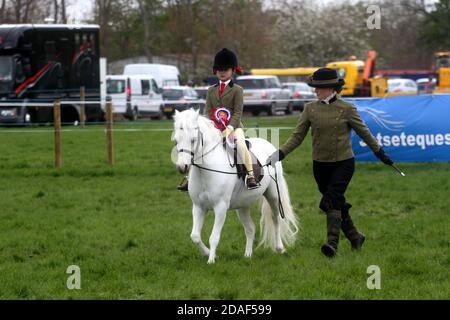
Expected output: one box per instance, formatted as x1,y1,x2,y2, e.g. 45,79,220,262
211,107,231,130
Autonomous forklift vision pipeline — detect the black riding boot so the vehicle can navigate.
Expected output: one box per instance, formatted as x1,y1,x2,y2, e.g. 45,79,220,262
341,215,365,250
321,209,342,258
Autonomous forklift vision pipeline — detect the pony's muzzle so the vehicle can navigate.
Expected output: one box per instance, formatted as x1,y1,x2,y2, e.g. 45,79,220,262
177,164,189,174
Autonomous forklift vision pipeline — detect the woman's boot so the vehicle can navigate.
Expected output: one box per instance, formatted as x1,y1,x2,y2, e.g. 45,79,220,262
321,209,342,258
341,215,365,250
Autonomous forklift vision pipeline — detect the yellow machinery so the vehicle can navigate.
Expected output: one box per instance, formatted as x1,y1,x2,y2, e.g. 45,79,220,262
250,51,388,97
433,51,450,94
326,51,388,98
325,60,365,96
251,67,319,77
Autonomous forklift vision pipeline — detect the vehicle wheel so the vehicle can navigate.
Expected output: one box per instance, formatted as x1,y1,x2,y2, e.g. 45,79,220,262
285,102,293,115
268,102,277,116
251,110,260,116
131,107,139,121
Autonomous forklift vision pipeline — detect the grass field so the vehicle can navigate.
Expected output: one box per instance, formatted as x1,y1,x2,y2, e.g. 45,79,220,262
0,115,448,299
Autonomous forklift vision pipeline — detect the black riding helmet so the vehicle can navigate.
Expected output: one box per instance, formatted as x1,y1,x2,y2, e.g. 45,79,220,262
213,48,242,74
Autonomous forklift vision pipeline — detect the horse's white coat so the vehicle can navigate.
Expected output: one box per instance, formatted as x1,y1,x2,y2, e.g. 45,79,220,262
173,109,299,264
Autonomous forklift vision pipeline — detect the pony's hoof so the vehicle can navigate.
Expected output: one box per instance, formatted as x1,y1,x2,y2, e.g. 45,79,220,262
207,257,216,264
244,251,252,258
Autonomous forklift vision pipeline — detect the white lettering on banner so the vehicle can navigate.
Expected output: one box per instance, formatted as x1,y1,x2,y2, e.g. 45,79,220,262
435,134,444,146
359,132,450,150
391,135,400,147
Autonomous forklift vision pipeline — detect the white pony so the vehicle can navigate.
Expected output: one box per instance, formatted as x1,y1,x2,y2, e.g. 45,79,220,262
172,109,299,264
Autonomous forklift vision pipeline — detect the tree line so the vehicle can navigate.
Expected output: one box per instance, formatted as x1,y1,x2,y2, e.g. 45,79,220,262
1,0,449,84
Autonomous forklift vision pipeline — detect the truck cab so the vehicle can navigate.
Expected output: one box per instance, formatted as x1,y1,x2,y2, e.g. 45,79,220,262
326,60,364,96
0,24,103,124
434,52,450,94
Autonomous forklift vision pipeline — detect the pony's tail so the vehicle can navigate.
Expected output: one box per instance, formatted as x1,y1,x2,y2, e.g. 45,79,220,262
259,164,299,251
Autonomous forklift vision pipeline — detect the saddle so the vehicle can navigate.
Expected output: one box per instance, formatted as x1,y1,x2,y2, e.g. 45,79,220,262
223,138,264,183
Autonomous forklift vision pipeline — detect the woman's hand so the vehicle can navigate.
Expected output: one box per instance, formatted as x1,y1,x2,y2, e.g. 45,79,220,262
266,150,285,166
374,147,393,165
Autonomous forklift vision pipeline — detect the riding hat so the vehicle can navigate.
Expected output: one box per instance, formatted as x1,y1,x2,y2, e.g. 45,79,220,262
213,48,242,74
307,68,345,88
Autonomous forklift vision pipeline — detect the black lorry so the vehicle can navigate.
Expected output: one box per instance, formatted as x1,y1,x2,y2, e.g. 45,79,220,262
0,24,104,124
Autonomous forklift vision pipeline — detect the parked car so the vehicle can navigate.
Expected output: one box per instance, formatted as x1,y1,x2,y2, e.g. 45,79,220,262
282,82,315,111
416,78,436,94
106,75,164,120
387,78,418,95
123,63,180,88
193,86,209,100
162,86,204,118
235,75,292,115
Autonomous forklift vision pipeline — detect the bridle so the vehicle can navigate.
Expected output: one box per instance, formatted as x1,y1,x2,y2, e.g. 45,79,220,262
176,124,237,174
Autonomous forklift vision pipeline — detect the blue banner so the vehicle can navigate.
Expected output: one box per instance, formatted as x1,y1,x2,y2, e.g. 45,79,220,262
348,95,450,162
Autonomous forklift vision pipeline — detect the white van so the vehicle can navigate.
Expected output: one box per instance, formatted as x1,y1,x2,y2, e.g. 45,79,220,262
123,63,180,88
106,75,164,120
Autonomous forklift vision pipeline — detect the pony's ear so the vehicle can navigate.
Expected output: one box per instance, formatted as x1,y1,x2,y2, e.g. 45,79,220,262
174,109,180,118
195,108,200,116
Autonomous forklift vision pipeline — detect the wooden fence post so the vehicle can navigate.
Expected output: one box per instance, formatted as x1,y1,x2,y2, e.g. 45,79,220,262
54,98,62,168
106,97,114,166
80,86,86,128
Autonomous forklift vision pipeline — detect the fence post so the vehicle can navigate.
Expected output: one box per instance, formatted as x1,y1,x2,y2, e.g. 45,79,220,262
54,98,62,168
106,97,114,166
80,86,86,128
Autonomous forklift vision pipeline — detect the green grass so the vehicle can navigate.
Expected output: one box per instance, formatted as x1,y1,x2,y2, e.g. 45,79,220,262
0,115,448,299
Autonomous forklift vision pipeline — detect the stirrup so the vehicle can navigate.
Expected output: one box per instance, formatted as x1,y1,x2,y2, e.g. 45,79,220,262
245,174,260,190
177,176,189,192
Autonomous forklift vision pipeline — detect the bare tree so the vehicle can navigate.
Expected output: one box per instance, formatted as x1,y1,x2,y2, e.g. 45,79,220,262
61,0,67,23
94,0,115,57
0,0,6,23
136,0,157,62
54,0,59,23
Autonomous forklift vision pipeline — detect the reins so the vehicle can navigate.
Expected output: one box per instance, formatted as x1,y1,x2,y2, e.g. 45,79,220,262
177,119,285,218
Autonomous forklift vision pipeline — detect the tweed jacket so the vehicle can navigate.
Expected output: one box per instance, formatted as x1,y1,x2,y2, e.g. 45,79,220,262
280,97,381,162
205,80,244,129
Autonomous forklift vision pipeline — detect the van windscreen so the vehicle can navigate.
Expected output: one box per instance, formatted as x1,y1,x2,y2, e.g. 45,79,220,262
163,89,183,99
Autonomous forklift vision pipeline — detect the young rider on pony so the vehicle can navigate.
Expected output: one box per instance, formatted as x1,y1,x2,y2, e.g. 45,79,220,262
178,48,259,191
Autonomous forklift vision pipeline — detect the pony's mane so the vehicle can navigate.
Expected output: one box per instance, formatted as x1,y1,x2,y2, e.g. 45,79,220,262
173,109,221,145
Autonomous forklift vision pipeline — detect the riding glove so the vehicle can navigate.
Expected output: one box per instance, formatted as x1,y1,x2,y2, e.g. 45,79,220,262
374,147,394,165
266,149,285,166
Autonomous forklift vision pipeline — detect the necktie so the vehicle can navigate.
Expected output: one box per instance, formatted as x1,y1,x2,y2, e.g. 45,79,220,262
219,82,225,97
